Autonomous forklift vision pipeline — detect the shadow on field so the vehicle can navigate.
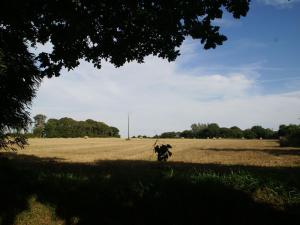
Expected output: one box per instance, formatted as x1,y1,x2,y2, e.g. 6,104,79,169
199,148,300,156
0,153,300,225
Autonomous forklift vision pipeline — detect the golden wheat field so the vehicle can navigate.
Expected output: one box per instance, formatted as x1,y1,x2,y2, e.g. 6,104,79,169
17,138,300,167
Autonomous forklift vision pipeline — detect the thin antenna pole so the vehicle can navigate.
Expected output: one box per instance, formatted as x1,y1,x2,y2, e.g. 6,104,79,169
127,113,130,140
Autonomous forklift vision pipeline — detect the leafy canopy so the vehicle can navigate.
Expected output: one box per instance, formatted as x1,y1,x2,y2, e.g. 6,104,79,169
1,0,250,77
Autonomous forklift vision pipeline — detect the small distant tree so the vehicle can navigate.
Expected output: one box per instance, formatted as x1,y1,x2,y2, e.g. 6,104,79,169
33,114,47,128
33,114,47,137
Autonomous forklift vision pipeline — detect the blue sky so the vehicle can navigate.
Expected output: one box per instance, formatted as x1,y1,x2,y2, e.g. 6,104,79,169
31,0,300,137
178,0,300,94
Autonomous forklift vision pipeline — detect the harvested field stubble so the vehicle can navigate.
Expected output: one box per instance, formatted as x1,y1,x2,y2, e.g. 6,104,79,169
18,138,300,167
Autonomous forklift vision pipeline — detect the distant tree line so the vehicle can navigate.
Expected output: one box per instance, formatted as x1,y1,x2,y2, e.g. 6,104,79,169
157,123,278,140
131,123,300,147
31,115,120,138
132,135,149,139
28,116,300,147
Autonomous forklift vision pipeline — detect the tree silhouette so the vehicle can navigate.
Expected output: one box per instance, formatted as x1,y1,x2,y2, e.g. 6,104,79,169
154,144,173,162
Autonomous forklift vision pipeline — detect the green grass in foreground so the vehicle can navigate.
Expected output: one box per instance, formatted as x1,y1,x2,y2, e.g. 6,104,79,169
0,154,300,225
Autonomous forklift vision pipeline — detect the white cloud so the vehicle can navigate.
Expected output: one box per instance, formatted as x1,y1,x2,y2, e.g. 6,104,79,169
258,0,300,7
31,53,300,137
212,18,242,28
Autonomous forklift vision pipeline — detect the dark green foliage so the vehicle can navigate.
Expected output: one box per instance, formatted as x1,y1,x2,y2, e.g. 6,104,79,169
154,144,173,161
264,128,277,139
229,126,244,138
278,124,300,138
44,117,120,138
136,135,147,139
0,0,250,149
180,130,194,138
191,123,208,138
250,126,276,139
243,129,257,139
250,126,264,138
219,127,243,138
160,132,179,139
110,127,120,137
158,123,277,139
204,123,220,138
0,35,41,149
279,124,300,147
0,1,250,77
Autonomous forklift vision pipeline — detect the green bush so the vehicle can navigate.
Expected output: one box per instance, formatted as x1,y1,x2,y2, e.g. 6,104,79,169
280,129,300,147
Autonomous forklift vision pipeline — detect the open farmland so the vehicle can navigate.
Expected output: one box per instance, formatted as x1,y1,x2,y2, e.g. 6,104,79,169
1,138,300,225
19,138,300,167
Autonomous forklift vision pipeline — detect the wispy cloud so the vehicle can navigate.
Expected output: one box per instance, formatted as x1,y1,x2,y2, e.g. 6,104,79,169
258,0,300,7
212,17,242,28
